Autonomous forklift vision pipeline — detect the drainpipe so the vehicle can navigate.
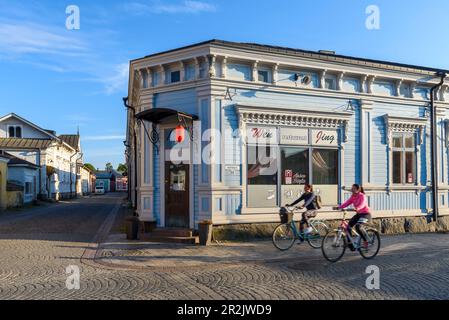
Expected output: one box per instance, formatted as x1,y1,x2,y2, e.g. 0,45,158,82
37,149,42,199
123,97,138,212
430,71,447,222
69,151,78,199
75,152,83,197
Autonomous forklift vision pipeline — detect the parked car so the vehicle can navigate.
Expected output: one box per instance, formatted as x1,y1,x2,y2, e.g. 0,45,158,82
95,186,105,195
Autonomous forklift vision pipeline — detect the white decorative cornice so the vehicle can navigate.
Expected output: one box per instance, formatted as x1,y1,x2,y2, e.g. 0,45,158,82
336,72,345,91
366,75,376,94
395,79,403,97
146,67,152,88
179,61,185,81
252,61,258,82
208,55,216,78
272,64,279,85
193,57,200,80
221,56,227,79
158,65,166,86
235,104,352,142
319,70,327,89
383,114,427,145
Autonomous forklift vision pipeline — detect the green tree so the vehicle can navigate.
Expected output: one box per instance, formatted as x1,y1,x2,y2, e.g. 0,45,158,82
84,163,96,173
105,162,113,171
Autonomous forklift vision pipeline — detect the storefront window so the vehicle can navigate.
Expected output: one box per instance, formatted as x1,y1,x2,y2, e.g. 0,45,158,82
246,127,340,209
392,133,416,184
247,145,278,208
280,147,309,205
312,149,338,206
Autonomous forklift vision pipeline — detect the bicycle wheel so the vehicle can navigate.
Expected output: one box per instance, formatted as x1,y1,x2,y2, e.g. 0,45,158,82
272,223,296,251
307,222,329,249
322,229,347,262
359,228,381,260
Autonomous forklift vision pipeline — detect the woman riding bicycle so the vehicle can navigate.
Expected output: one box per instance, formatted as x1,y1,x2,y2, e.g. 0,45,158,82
286,184,318,236
338,184,371,250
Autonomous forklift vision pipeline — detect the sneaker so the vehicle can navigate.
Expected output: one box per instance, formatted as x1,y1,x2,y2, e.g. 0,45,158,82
348,242,356,252
363,241,369,250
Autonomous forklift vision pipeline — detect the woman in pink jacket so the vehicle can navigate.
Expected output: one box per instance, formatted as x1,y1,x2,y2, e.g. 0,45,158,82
338,184,371,249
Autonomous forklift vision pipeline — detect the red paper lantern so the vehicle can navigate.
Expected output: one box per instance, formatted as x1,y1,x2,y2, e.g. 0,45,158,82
175,125,185,143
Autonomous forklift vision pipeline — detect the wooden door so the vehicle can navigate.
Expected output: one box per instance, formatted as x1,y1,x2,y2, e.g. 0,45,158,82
165,162,190,228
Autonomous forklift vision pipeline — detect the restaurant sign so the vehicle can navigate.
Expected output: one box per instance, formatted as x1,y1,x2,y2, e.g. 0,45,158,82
246,126,278,145
311,129,338,146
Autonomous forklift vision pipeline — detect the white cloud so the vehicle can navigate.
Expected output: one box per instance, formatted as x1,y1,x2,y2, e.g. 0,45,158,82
84,135,126,141
0,21,87,56
125,1,217,15
102,63,130,95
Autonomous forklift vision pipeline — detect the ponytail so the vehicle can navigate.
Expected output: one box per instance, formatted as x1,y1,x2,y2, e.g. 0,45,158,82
353,184,365,194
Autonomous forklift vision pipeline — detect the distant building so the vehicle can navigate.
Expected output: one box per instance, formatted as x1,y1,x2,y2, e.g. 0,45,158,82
3,152,40,204
95,171,113,192
0,154,8,210
116,175,128,192
95,170,126,193
0,113,84,200
78,165,96,195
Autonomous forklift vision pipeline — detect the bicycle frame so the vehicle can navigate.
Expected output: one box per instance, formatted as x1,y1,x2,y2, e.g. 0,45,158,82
284,206,323,241
336,211,366,250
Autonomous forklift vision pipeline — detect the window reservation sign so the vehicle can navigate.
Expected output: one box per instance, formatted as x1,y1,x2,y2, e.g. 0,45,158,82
279,128,309,145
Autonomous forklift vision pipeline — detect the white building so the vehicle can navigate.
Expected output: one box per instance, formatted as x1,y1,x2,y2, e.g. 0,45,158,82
78,165,95,196
0,113,84,200
4,152,40,204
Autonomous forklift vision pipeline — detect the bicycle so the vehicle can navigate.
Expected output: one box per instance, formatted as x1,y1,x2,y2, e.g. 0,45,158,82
321,209,381,263
272,206,329,251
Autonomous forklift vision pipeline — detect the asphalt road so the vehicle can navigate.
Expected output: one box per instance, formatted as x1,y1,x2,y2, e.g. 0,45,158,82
1,193,449,300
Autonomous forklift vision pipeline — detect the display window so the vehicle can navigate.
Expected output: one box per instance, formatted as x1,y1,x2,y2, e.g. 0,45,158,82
246,126,340,209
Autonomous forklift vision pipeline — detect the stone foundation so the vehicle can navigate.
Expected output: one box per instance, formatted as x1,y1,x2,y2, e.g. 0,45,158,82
212,216,449,241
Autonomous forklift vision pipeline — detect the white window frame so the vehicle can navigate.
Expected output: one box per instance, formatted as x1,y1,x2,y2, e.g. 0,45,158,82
391,133,417,185
257,67,272,83
7,125,23,138
384,115,426,190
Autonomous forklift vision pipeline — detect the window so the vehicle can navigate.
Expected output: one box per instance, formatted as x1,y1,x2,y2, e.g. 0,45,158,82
258,70,270,83
7,125,22,138
25,182,32,195
312,149,338,185
247,145,278,208
325,78,336,90
312,149,339,205
170,71,181,83
246,132,340,208
392,133,416,184
280,147,309,205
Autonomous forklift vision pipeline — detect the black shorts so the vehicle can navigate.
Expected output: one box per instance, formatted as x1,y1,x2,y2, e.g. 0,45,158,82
348,213,372,228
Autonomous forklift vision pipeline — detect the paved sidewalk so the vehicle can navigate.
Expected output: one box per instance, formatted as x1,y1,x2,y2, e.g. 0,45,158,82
96,232,449,270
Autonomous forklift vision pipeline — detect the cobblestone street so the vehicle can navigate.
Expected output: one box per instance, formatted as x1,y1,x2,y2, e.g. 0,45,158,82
1,194,449,300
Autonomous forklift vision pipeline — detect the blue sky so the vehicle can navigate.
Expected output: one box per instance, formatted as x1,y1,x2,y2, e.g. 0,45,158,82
1,0,449,169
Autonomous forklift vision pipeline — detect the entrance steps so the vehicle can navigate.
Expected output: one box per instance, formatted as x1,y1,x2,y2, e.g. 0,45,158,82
140,228,199,245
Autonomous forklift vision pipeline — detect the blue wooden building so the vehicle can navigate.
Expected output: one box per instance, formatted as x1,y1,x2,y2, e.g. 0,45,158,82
126,40,449,229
